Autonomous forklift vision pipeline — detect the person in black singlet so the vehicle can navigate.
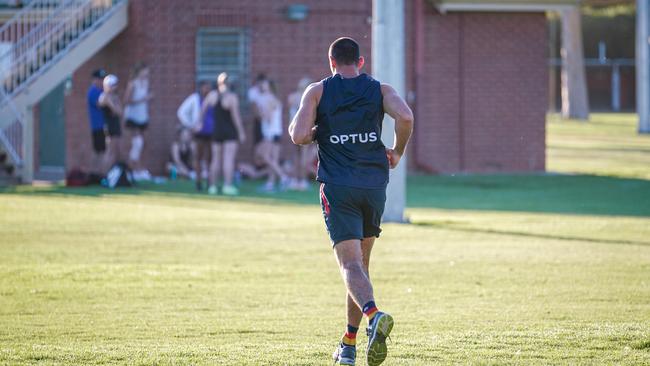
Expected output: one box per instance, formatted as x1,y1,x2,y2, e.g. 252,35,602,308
289,37,414,366
213,92,240,143
98,74,123,166
200,72,246,195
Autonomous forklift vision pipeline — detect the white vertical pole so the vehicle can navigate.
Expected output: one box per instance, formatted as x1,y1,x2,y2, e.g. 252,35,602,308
612,63,620,112
637,0,650,133
560,6,590,120
372,0,406,222
21,105,34,183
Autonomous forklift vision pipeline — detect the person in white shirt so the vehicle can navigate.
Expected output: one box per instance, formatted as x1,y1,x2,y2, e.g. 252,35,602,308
123,62,153,181
255,79,290,193
287,77,316,191
177,81,212,191
247,73,267,145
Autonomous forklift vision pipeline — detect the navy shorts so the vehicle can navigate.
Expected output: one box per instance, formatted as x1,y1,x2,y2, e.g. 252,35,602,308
319,182,386,246
91,129,106,153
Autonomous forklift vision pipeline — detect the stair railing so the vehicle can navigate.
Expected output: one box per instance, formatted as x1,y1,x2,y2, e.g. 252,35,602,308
0,0,126,175
0,87,23,167
2,0,123,101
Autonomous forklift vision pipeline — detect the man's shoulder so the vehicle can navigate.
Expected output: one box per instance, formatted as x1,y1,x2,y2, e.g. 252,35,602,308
303,81,324,104
379,83,397,96
306,81,324,93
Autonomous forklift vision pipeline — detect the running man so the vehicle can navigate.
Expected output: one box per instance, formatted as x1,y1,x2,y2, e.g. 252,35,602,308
289,37,414,366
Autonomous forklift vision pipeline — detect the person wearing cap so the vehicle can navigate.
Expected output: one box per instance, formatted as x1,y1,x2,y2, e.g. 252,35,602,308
87,69,108,173
98,74,123,166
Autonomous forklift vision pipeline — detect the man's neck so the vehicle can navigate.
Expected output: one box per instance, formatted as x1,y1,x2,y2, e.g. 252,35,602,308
335,66,360,79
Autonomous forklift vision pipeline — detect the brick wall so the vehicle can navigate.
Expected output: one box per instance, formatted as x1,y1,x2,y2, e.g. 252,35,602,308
63,0,547,175
407,7,547,173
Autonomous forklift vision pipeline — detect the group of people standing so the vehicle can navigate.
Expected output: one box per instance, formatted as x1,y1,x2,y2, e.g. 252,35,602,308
175,72,245,195
86,63,153,181
171,72,317,195
87,64,317,194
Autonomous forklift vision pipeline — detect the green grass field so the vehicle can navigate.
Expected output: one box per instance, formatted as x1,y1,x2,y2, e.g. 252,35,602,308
1,114,649,365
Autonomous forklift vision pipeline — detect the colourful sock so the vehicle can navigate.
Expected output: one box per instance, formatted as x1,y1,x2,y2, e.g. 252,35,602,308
362,301,379,321
342,324,358,346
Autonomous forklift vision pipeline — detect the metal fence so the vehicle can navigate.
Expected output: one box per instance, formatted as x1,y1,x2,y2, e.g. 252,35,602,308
549,57,636,112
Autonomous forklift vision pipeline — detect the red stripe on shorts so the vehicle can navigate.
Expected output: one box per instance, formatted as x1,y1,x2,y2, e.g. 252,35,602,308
320,183,331,216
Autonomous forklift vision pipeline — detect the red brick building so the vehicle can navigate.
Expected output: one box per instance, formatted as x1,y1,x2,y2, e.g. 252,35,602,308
9,0,557,177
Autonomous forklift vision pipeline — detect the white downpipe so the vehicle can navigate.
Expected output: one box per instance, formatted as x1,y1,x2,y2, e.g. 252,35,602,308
372,0,407,223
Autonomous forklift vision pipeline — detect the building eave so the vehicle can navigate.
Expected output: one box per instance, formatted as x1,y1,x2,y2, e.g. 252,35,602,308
432,1,581,13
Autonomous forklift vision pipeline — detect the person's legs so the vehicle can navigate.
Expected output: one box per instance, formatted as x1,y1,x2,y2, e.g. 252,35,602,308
258,142,278,187
222,141,238,186
334,239,375,314
193,140,204,190
346,237,375,331
90,130,107,173
138,127,146,171
332,238,376,365
238,162,268,180
269,142,290,188
209,142,222,193
107,136,120,165
336,236,374,360
127,127,141,170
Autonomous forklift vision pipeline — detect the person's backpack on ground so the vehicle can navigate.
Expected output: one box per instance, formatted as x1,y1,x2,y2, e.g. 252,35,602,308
104,162,134,188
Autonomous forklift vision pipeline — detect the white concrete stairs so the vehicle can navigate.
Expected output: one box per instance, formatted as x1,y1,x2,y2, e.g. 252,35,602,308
0,0,129,182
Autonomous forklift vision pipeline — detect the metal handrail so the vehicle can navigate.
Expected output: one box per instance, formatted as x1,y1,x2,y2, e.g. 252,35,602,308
0,0,125,169
2,0,122,100
0,0,64,41
9,0,76,58
0,86,23,165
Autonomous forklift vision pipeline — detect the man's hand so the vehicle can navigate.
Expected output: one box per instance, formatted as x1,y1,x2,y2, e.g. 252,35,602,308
386,148,402,169
309,126,317,142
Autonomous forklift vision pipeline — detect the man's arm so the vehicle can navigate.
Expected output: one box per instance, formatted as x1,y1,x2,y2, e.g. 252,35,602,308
381,84,414,168
288,82,322,145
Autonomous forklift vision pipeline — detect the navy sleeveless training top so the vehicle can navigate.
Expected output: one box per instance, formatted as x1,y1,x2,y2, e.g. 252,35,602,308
315,73,388,189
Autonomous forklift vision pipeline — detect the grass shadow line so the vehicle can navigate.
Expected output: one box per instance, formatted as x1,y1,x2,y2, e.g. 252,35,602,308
412,220,650,247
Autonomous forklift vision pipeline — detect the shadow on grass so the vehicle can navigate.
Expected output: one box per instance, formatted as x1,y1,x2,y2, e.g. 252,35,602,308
1,173,649,217
412,220,650,247
406,174,650,218
0,179,318,207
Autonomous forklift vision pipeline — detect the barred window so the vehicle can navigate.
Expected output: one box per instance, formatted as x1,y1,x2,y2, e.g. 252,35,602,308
196,27,250,102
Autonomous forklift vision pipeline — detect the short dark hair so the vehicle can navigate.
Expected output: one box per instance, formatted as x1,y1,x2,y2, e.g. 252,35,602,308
92,69,107,79
329,37,360,65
